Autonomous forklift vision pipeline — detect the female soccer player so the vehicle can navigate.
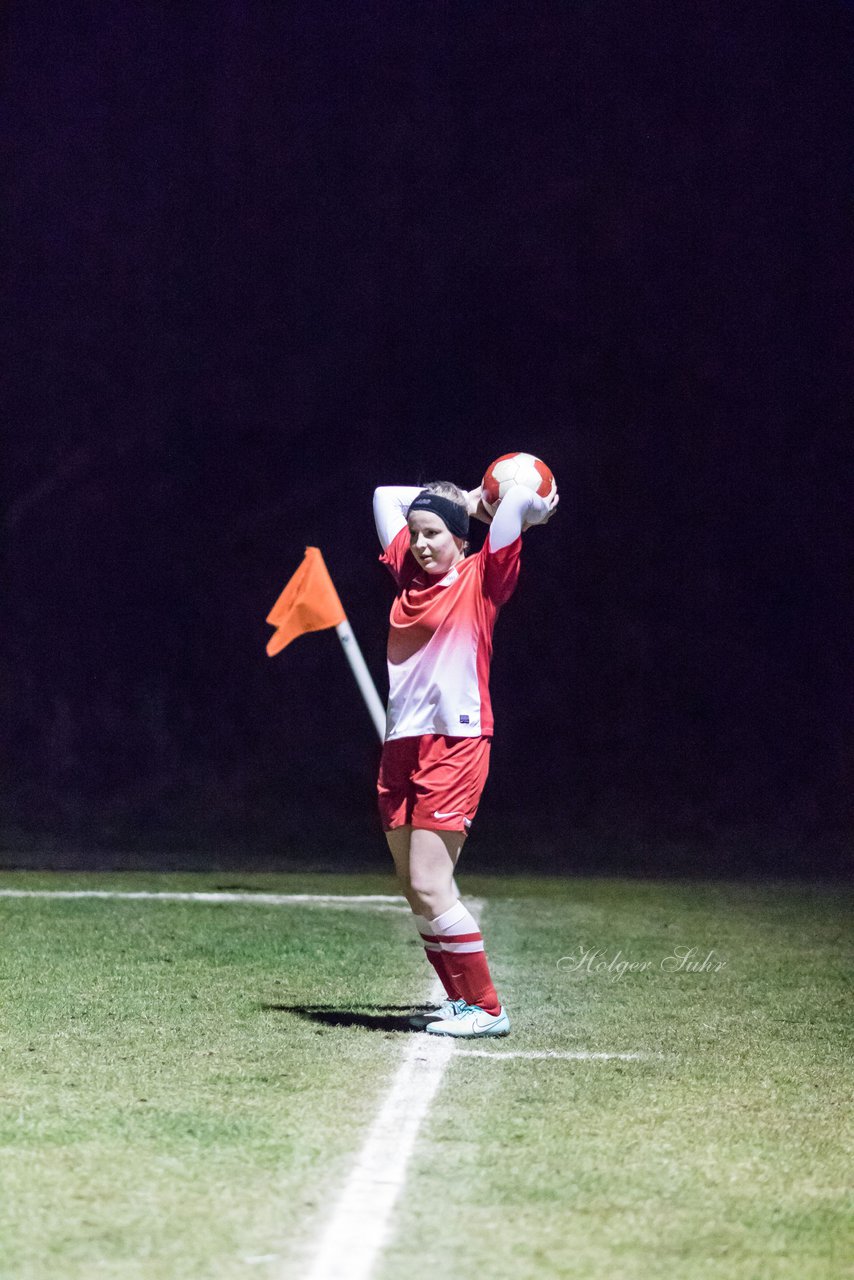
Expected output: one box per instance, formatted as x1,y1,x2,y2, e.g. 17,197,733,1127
373,474,558,1037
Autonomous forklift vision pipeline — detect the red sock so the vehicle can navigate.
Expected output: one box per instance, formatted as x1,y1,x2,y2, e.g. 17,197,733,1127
428,902,501,1016
413,915,460,1000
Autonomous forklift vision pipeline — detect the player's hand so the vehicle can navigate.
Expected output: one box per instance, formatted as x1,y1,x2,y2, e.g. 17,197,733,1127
523,489,559,530
466,486,494,524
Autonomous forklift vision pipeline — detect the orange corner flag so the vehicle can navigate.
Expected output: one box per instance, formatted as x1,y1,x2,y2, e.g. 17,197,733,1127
265,547,346,656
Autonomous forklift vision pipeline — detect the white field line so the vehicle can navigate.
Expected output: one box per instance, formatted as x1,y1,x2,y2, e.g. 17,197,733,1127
456,1048,652,1061
0,889,408,913
299,977,450,1280
297,896,486,1280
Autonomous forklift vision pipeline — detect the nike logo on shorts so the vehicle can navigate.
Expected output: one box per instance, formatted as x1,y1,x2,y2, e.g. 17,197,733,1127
433,809,465,821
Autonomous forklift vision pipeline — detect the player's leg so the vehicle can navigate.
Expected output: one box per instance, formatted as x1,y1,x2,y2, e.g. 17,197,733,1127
380,735,507,1035
408,736,509,1036
408,828,508,1035
387,824,507,1034
384,825,462,1006
398,825,463,918
407,827,502,1017
384,826,460,914
379,745,455,998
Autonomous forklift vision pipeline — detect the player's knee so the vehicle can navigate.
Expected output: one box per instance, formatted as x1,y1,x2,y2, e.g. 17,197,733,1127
389,863,420,911
407,872,448,918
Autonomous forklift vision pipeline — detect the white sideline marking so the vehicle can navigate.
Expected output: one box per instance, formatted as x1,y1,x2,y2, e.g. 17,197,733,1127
456,1048,650,1061
0,890,408,913
299,899,485,1280
300,977,450,1280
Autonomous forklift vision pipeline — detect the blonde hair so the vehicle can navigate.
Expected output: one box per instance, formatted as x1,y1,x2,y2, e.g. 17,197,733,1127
421,480,469,510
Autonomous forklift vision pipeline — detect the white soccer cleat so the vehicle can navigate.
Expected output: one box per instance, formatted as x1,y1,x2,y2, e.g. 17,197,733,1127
424,1003,511,1038
408,997,467,1030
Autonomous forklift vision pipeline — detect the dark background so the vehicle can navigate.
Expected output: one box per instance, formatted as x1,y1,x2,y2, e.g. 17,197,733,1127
4,2,851,875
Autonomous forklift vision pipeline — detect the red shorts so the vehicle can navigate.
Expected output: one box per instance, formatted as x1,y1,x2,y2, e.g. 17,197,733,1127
377,734,492,834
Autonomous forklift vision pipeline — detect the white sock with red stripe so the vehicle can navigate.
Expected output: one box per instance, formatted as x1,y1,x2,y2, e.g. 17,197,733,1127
413,914,460,1001
428,901,501,1016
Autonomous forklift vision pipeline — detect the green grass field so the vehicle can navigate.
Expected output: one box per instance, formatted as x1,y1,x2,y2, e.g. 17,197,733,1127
0,871,851,1279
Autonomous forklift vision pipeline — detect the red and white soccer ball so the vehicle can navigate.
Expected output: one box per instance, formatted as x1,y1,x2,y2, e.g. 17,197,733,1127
481,452,556,517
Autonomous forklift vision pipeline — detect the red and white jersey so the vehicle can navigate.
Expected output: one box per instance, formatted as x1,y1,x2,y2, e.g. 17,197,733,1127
379,527,522,741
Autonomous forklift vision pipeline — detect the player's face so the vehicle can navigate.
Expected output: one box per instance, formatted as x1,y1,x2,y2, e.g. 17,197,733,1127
408,511,465,575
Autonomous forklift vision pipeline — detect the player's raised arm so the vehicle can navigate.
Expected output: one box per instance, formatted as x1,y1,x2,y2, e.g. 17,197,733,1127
487,485,559,551
373,486,422,550
465,486,495,526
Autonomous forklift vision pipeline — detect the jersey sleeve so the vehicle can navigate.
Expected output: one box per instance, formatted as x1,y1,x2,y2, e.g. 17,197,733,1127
379,524,418,588
481,533,522,605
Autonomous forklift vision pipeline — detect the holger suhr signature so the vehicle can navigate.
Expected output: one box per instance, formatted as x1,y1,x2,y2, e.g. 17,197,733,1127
557,945,727,981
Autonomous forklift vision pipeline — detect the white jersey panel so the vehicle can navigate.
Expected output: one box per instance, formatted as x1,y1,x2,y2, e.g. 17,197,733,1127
378,522,522,742
385,621,482,741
